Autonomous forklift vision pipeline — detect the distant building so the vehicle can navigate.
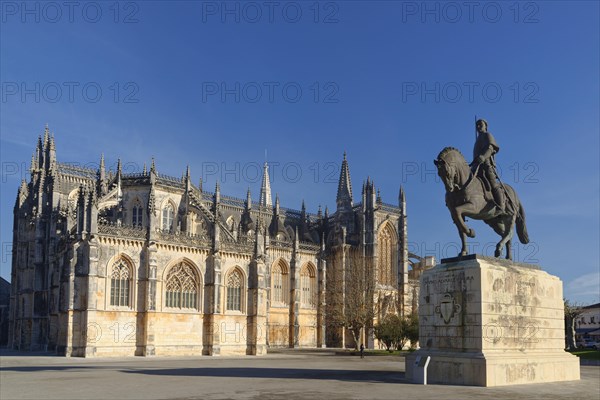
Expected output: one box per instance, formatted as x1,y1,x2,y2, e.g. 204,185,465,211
9,126,421,356
575,303,600,340
0,277,10,346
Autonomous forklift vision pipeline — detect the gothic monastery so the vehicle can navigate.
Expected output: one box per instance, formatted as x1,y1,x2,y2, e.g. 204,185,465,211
8,126,429,356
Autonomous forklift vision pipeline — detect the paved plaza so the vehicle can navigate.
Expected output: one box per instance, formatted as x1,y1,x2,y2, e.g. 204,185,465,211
1,350,599,400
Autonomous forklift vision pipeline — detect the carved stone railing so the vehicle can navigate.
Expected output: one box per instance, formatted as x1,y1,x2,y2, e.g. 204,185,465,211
156,173,184,190
155,229,211,247
270,239,293,249
379,203,401,213
237,233,256,244
221,240,254,254
57,162,98,179
299,241,320,252
269,239,318,252
98,222,147,239
123,172,149,179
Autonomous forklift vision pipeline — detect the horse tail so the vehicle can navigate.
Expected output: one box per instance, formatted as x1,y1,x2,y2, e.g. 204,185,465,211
516,201,529,244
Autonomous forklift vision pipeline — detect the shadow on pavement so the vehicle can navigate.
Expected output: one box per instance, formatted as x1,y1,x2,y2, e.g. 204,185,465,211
119,367,408,384
0,365,100,372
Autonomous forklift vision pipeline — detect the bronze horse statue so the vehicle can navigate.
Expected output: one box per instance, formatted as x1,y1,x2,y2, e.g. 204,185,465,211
434,147,529,259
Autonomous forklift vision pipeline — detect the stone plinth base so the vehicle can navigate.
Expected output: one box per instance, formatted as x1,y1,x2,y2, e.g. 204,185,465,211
407,350,580,386
406,255,580,387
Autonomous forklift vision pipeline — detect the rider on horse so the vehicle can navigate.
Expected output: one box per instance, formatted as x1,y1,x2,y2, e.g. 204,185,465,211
471,119,505,213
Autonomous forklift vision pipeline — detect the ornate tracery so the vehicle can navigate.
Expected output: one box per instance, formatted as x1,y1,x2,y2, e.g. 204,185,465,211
226,268,244,311
377,222,397,286
165,262,200,309
300,264,317,308
110,258,132,307
271,260,289,306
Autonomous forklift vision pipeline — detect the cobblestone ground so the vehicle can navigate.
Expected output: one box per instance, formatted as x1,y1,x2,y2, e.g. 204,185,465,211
1,350,599,400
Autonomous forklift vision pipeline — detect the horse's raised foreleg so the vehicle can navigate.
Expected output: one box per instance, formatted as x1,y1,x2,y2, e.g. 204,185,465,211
454,203,477,238
495,214,516,259
450,208,471,257
453,216,469,257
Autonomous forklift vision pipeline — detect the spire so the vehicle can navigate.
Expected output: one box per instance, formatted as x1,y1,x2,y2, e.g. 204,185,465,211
43,124,50,150
99,154,106,179
116,158,122,178
150,157,156,174
198,177,203,192
184,165,191,185
246,187,252,209
184,165,191,193
214,182,221,203
274,193,280,214
48,133,56,167
18,179,28,198
259,161,272,207
399,185,406,215
317,204,322,218
336,152,353,210
143,163,147,175
97,153,107,196
17,178,29,209
361,180,367,210
36,135,43,168
30,153,36,174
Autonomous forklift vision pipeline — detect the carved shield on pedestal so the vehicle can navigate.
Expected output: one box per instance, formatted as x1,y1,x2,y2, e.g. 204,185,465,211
435,293,462,324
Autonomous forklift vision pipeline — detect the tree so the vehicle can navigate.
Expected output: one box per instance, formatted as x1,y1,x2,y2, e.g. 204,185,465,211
405,312,419,349
373,313,419,351
327,256,375,350
374,315,403,352
564,299,584,350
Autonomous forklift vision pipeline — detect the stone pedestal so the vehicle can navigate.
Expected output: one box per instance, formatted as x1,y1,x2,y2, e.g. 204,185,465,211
406,255,580,387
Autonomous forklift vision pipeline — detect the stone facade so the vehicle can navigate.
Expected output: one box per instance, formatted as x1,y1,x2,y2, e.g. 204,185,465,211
8,127,416,356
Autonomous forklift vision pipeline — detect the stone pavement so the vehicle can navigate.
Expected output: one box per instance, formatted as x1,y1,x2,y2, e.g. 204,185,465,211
1,349,598,400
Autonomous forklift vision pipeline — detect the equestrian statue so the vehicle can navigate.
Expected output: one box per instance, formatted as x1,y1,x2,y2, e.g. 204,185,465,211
434,119,530,260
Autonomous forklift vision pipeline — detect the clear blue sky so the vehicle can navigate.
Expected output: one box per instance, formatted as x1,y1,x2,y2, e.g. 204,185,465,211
1,1,598,304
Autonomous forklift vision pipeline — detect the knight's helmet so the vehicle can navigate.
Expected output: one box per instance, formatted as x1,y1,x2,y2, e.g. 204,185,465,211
476,118,488,131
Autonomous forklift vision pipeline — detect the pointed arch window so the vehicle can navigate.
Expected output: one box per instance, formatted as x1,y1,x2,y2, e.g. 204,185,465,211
110,259,132,307
132,199,143,228
165,262,200,310
162,203,175,231
226,268,244,312
300,264,317,308
377,223,397,286
271,261,289,306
